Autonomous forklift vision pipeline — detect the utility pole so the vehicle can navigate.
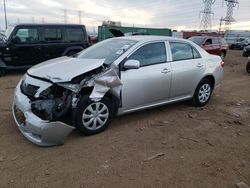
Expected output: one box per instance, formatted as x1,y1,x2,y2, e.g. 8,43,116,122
200,0,216,31
41,17,45,23
32,17,35,23
77,10,83,24
219,16,223,32
222,0,239,31
63,9,68,24
4,0,8,29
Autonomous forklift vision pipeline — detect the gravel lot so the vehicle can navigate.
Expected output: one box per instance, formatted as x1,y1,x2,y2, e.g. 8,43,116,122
0,50,249,188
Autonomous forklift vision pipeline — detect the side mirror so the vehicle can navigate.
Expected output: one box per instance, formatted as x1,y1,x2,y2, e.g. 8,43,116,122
123,59,140,69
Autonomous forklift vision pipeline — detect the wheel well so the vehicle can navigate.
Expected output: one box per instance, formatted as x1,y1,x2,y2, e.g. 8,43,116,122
79,88,120,117
104,92,120,117
203,75,215,89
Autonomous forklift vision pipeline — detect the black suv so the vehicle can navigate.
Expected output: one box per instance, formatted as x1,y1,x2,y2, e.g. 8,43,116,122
0,24,90,73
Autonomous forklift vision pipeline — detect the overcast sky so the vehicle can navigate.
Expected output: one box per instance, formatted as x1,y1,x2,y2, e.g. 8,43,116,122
0,0,249,32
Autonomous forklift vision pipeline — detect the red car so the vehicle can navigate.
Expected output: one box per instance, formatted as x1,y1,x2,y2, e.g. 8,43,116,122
189,36,228,60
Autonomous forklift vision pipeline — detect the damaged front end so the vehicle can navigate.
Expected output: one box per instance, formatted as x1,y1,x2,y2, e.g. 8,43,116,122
12,65,122,146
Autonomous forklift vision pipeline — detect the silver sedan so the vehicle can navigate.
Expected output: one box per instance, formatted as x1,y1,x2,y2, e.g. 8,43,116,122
13,36,224,146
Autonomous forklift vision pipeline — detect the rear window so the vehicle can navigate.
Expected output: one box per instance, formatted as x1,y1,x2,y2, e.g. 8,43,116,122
66,28,85,42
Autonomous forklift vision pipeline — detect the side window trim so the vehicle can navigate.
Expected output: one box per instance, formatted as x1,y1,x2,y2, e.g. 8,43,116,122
126,40,169,68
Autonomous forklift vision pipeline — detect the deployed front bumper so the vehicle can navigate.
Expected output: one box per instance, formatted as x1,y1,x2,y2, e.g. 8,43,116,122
12,81,75,146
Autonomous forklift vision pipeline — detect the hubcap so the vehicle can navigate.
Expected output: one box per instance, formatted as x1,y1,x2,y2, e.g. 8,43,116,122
198,83,211,103
82,102,109,130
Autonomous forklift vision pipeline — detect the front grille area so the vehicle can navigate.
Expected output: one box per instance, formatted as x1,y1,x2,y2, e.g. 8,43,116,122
21,80,39,97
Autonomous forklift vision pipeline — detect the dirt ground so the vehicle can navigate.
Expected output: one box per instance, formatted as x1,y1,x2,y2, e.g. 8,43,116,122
0,50,249,188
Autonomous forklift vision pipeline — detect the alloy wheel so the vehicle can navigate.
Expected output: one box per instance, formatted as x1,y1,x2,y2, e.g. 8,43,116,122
198,83,211,103
82,102,109,130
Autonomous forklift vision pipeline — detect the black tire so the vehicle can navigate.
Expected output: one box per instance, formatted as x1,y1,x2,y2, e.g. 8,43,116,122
192,78,213,107
247,61,250,73
73,95,114,135
0,69,5,76
66,50,78,56
220,51,226,60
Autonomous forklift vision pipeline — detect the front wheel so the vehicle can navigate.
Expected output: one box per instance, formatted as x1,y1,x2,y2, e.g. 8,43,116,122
73,95,114,135
192,78,213,107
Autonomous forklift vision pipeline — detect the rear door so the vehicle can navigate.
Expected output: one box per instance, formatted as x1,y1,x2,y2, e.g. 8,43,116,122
169,41,205,99
41,26,65,61
9,26,43,66
120,41,172,112
64,26,89,52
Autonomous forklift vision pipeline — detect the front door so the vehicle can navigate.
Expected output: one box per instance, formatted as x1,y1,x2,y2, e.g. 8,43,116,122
9,26,43,66
120,42,172,112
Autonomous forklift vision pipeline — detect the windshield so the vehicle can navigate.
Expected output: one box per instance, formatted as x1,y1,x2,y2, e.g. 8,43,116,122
78,38,137,65
189,37,205,45
4,26,15,40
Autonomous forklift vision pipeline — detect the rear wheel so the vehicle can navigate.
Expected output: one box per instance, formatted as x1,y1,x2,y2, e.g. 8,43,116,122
192,78,213,107
246,61,250,73
66,50,78,56
73,95,114,135
220,51,226,60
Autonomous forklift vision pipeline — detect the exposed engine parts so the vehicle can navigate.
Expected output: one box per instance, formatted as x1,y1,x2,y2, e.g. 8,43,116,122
31,90,72,121
27,67,122,121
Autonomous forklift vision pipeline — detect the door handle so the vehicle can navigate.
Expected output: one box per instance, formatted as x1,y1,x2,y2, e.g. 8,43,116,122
196,63,204,68
161,68,171,74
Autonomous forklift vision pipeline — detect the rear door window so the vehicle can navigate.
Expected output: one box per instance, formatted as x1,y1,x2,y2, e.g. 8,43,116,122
170,42,201,61
65,28,85,42
44,28,63,42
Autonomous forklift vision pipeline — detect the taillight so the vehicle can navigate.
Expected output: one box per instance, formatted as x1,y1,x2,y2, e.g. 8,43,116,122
220,61,225,68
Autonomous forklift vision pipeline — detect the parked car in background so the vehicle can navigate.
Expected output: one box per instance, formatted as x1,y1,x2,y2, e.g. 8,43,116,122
0,24,90,74
243,45,250,57
230,38,250,50
12,36,224,146
189,36,228,60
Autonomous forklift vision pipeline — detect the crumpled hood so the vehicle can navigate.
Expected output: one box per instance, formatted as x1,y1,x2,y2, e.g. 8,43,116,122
28,56,105,82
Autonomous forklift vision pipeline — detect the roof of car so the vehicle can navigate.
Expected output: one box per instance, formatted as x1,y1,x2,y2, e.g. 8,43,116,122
9,23,85,27
189,36,220,39
115,35,189,43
